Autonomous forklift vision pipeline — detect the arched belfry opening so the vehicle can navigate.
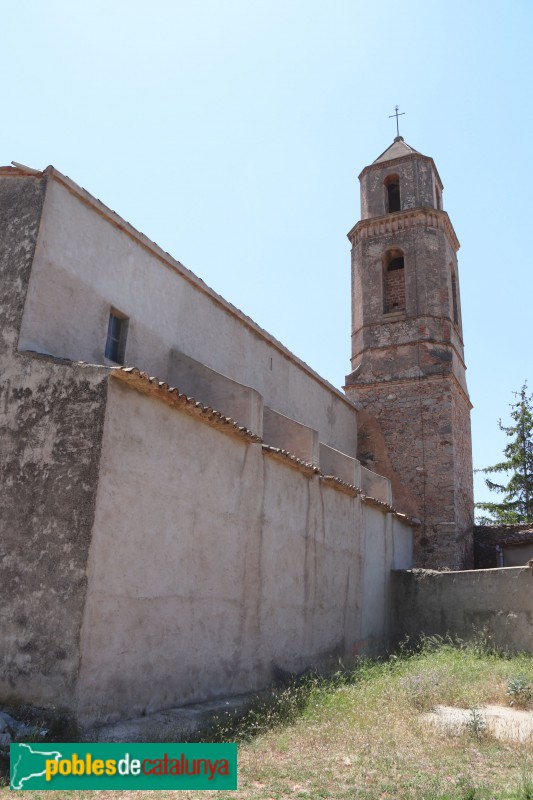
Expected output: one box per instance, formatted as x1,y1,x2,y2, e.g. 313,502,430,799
383,249,405,313
384,174,401,213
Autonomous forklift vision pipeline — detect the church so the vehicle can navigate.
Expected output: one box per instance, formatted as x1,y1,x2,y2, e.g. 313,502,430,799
0,137,474,726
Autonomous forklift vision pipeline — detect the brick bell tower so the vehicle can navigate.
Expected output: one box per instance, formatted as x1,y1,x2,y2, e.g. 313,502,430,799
344,135,474,569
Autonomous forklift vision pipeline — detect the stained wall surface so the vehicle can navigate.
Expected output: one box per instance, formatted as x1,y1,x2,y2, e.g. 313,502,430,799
392,567,533,653
349,378,473,569
76,378,413,725
0,357,108,709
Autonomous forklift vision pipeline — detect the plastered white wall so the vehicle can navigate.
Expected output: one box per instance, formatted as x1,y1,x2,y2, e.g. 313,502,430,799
19,176,357,455
76,380,412,724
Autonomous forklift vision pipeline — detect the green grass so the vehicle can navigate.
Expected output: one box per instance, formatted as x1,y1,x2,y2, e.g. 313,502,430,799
2,638,533,799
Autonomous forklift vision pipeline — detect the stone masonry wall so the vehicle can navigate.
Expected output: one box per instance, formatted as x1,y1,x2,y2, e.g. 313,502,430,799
452,385,474,567
347,376,470,569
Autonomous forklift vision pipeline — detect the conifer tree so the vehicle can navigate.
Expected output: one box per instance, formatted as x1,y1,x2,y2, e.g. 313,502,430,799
475,383,533,524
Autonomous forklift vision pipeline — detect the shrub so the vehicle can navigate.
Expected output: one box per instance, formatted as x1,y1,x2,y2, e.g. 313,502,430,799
506,676,532,708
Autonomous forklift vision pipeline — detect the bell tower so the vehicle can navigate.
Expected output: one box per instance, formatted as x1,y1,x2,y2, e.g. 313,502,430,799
345,136,474,569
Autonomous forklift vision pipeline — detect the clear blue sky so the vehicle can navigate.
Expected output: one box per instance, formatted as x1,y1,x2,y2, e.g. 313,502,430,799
2,0,531,508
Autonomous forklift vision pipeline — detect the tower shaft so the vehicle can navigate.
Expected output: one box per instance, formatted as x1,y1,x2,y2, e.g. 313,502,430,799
345,139,474,568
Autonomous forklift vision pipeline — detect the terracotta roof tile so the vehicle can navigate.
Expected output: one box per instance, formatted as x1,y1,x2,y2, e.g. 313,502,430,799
497,530,533,547
372,137,422,164
112,366,262,442
112,366,416,525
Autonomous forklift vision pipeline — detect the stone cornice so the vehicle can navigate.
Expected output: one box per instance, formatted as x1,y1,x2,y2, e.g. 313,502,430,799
351,315,466,359
345,372,473,410
350,340,467,374
347,207,460,252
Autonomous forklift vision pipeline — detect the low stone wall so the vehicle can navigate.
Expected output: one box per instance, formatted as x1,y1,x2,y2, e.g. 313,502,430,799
392,567,533,652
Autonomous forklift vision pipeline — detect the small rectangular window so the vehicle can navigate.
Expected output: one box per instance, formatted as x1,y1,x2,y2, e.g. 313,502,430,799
105,309,129,364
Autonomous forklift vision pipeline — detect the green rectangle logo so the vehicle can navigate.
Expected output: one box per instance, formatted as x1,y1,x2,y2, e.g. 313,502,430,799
10,742,237,790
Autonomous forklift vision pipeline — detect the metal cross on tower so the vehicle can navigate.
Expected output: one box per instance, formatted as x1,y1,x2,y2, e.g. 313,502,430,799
389,105,405,137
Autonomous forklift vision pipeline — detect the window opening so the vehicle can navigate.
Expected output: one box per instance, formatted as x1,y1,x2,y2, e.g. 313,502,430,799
435,185,442,210
105,309,129,364
451,271,459,326
384,174,401,213
383,251,406,313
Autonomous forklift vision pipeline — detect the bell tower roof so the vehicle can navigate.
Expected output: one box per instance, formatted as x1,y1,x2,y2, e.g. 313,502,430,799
372,136,422,164
356,136,445,221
